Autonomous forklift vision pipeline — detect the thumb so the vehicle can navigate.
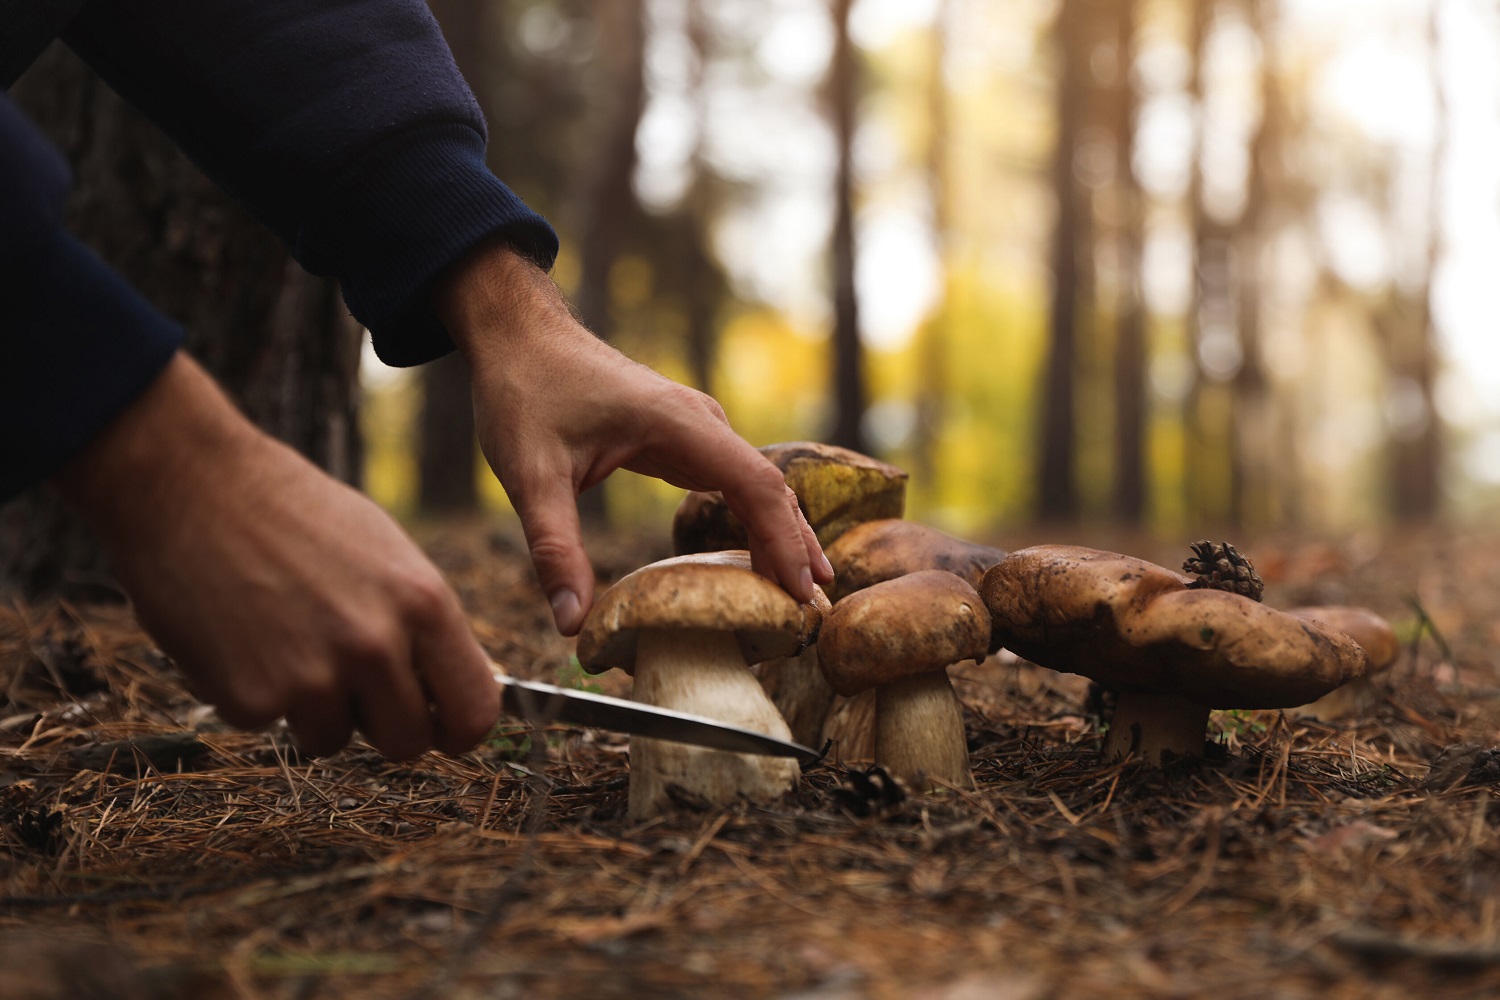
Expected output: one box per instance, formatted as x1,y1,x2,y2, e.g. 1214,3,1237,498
510,470,595,636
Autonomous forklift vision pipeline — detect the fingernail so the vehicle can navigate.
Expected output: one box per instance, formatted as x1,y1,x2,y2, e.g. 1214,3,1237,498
819,551,835,579
549,589,582,634
798,567,815,601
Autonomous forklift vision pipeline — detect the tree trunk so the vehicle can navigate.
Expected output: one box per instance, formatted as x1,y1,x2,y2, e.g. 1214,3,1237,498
1183,0,1235,527
1110,0,1147,525
828,0,869,455
417,0,490,516
570,0,647,524
1383,3,1444,522
1,43,361,599
1229,0,1277,529
683,0,718,397
912,0,952,494
1037,0,1089,521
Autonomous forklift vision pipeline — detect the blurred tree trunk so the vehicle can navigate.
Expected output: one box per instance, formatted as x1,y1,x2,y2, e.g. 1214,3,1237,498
1037,0,1090,521
1110,0,1147,526
1182,0,1235,527
571,0,647,523
1382,3,1444,521
1,43,360,599
828,0,869,455
911,0,951,495
1228,0,1277,529
683,0,718,397
419,0,489,516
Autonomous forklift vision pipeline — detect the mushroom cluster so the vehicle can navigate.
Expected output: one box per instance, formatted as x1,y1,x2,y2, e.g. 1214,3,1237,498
578,441,1013,811
981,544,1371,763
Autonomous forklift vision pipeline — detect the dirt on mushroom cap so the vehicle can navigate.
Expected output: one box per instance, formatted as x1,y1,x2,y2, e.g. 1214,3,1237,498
982,545,1369,708
818,570,991,697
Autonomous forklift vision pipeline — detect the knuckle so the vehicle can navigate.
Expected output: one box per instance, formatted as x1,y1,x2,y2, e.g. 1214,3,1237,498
333,620,400,671
399,570,454,625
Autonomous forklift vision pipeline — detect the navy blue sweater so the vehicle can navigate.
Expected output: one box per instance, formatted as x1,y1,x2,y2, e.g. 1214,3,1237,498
1,0,559,500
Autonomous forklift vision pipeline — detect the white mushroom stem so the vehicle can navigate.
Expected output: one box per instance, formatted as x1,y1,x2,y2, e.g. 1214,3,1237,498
821,690,876,762
1102,692,1211,763
874,670,972,790
627,627,800,820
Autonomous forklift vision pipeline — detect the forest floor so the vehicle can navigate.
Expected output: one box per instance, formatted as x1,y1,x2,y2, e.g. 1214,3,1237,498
2,520,1499,999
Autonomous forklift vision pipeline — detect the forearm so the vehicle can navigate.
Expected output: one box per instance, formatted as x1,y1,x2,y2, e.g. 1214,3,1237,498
62,0,558,364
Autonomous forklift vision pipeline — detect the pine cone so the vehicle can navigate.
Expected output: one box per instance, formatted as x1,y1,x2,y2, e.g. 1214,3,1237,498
1183,540,1264,602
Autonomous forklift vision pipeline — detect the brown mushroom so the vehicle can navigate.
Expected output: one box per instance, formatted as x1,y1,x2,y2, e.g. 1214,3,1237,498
815,519,1007,760
671,442,908,555
1288,606,1400,720
576,551,828,819
824,518,1007,603
981,545,1369,763
817,570,990,789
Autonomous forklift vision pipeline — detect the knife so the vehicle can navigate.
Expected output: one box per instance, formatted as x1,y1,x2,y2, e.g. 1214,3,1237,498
493,673,823,766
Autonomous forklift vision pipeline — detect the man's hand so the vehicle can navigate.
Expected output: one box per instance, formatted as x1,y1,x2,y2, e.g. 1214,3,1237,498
434,240,834,636
54,353,499,760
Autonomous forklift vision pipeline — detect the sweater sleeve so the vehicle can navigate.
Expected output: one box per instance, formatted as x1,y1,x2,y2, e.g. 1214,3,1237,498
61,0,560,366
0,95,184,501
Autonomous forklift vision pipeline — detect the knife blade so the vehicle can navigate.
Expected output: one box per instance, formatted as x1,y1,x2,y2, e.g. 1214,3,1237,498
493,673,823,765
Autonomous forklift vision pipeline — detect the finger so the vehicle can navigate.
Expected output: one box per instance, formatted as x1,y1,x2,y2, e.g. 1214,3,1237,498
285,692,356,758
794,494,834,584
627,417,819,601
350,642,436,761
509,468,596,636
411,596,502,755
719,458,819,602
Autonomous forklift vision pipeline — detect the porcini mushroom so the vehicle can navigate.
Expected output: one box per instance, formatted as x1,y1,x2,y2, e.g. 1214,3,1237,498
1288,606,1400,720
816,519,1007,760
817,570,990,788
981,544,1369,764
576,551,828,819
671,441,908,555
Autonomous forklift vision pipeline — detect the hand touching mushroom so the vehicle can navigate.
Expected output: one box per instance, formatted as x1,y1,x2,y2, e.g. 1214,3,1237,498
671,441,908,555
576,551,828,819
981,545,1368,764
817,570,990,789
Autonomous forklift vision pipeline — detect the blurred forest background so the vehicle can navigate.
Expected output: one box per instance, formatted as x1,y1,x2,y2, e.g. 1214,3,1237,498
10,0,1500,596
375,0,1500,541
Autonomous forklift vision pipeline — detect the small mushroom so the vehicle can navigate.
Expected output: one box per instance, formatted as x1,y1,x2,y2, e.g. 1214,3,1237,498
671,441,908,554
1288,606,1400,720
981,545,1369,764
816,519,1007,759
817,570,990,789
576,551,828,819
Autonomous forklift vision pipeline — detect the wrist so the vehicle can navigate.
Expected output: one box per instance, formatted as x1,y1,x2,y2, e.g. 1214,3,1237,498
432,236,572,365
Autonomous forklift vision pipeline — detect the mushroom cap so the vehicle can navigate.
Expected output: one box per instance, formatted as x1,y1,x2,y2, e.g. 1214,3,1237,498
981,545,1369,708
825,518,1007,603
1289,606,1400,673
576,551,830,675
818,570,992,697
671,442,908,554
